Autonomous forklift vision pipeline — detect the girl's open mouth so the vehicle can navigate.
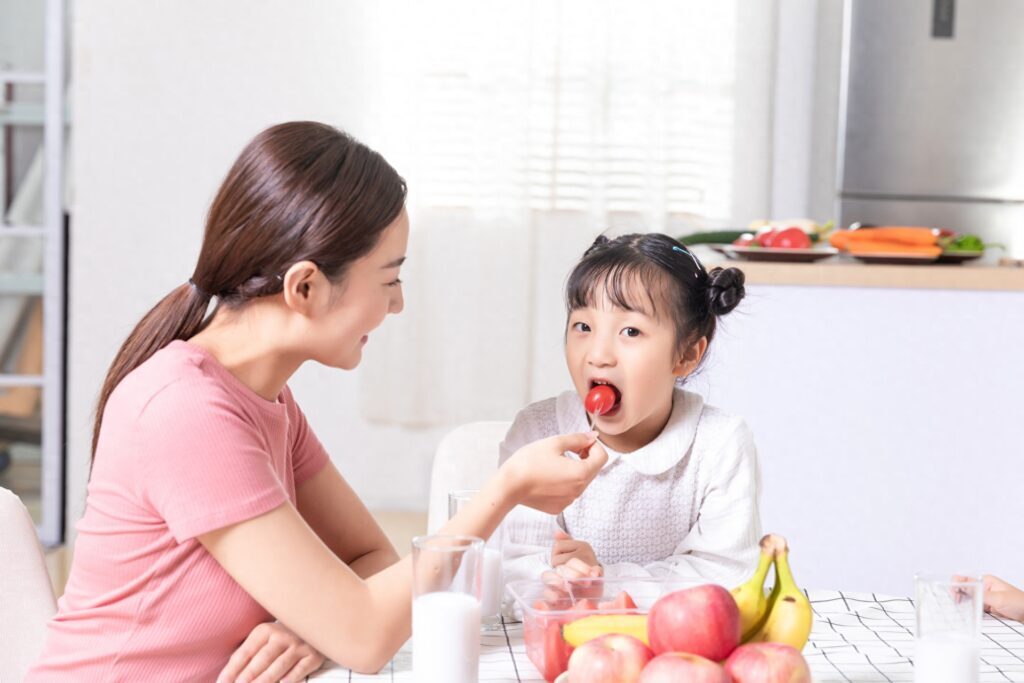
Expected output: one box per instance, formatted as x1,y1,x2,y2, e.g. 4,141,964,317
588,380,623,417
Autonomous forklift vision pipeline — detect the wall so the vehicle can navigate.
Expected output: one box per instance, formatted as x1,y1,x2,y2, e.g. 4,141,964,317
67,1,446,539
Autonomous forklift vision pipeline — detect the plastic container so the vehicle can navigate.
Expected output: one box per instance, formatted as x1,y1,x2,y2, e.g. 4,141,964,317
506,576,699,682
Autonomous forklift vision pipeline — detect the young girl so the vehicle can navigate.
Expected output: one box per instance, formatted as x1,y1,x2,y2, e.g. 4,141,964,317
26,122,608,682
499,233,761,589
981,575,1024,622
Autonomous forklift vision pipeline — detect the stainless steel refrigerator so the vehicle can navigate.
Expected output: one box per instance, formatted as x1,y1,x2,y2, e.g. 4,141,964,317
837,0,1024,258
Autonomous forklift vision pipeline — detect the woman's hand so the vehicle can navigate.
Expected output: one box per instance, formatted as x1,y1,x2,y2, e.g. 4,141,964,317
217,621,325,683
981,575,1024,622
500,432,608,514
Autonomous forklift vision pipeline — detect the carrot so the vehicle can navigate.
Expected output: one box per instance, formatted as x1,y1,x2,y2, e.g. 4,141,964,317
830,231,853,250
845,240,942,256
844,227,938,246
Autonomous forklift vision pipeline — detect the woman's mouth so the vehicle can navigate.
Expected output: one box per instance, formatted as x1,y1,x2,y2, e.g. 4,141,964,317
360,335,369,344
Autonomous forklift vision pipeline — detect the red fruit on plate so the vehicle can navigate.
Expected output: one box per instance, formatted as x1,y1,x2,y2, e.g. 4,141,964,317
647,584,741,661
724,642,812,683
732,233,757,247
638,652,732,683
585,384,617,416
764,227,812,249
567,633,653,683
755,228,778,247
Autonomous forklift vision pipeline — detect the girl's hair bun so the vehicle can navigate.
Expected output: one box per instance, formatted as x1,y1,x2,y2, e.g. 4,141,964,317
583,234,612,257
706,266,746,316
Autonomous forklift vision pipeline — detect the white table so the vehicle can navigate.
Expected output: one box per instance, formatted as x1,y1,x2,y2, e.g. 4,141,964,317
308,590,1024,682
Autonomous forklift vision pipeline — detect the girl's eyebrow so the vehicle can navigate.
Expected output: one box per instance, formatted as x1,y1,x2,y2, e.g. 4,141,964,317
381,256,406,269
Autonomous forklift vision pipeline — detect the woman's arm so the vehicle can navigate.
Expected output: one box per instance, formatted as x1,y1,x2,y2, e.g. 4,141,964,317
200,432,607,673
296,462,400,578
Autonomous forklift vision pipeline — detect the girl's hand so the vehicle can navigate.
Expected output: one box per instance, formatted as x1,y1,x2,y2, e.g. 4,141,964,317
981,575,1024,622
552,529,600,570
500,432,608,514
541,560,604,602
217,621,325,683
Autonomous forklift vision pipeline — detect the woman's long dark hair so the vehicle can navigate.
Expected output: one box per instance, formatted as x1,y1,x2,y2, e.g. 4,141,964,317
92,122,407,458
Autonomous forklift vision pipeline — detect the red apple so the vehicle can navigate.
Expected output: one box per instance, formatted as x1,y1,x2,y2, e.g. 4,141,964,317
725,642,812,683
647,584,740,661
567,633,653,683
638,652,731,683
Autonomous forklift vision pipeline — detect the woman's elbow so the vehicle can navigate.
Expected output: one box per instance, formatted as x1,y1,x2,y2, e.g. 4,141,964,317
347,646,393,675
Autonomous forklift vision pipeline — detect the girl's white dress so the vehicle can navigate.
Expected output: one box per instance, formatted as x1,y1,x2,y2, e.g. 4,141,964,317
498,388,762,589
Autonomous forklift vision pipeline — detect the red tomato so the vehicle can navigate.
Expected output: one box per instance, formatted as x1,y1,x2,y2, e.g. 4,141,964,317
732,233,757,246
764,227,811,249
755,228,778,247
584,385,617,416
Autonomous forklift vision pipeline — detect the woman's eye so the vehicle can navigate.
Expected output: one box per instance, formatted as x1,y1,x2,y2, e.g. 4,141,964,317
386,278,403,288
622,327,641,337
572,322,591,333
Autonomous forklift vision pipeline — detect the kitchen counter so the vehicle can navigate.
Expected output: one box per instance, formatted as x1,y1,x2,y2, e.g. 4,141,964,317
704,259,1024,291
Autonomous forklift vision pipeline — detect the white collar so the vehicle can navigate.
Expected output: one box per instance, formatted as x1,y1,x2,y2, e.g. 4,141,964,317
555,387,704,475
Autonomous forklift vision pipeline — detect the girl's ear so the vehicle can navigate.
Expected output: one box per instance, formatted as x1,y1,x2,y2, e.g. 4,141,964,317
673,336,708,378
281,260,327,315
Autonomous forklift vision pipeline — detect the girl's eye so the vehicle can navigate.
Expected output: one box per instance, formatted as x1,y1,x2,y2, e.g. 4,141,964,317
572,322,591,333
621,327,641,337
386,278,403,288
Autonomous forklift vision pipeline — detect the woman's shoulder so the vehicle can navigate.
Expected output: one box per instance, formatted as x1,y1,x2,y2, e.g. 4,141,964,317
110,341,262,427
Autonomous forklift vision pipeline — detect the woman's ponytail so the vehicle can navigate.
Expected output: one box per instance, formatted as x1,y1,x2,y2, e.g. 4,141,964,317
91,283,211,458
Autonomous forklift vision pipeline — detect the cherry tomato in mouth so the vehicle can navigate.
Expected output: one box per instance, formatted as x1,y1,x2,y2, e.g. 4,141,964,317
584,385,618,416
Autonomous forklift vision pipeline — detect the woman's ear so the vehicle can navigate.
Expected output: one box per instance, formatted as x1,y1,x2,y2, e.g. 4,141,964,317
281,261,327,315
673,336,708,378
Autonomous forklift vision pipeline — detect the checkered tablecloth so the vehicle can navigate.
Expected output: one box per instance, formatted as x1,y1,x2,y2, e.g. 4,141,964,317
308,590,1024,682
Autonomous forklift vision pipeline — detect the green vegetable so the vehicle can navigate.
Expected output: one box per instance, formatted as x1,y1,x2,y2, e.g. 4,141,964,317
678,230,747,246
943,234,985,252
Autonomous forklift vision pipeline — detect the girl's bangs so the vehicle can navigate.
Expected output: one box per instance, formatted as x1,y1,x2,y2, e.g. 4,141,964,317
566,260,669,318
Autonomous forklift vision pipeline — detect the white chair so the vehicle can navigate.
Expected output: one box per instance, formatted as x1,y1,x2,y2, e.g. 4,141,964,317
426,421,511,533
0,487,57,682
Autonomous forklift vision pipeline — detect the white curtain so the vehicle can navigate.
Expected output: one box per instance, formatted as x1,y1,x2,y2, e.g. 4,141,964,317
359,0,776,426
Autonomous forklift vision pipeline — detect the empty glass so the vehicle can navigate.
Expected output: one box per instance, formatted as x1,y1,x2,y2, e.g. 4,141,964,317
448,489,505,630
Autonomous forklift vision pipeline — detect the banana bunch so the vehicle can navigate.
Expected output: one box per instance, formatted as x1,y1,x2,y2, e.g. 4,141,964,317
730,534,813,650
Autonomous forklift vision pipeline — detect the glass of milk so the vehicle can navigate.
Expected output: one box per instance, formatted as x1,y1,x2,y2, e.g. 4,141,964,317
449,490,505,630
412,534,484,683
914,573,983,683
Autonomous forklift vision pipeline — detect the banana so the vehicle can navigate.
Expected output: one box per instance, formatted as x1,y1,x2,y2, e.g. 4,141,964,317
749,537,814,651
731,535,777,641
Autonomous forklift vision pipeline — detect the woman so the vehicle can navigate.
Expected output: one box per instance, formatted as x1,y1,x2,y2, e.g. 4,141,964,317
26,122,607,682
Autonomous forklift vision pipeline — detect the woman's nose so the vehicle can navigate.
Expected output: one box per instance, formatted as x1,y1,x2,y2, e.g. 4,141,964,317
389,286,404,314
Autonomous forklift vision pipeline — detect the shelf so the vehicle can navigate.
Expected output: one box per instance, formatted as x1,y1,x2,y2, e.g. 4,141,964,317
707,260,1024,292
0,71,45,85
0,273,44,295
0,102,70,126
